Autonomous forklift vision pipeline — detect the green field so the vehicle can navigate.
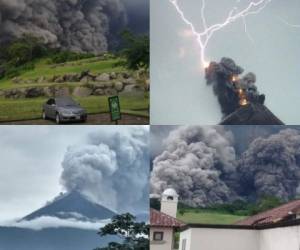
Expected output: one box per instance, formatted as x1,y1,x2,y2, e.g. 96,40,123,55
177,210,246,225
0,95,149,121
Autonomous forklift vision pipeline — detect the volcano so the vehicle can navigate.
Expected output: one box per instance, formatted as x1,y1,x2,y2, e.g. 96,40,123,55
220,103,284,125
0,192,119,250
23,191,116,222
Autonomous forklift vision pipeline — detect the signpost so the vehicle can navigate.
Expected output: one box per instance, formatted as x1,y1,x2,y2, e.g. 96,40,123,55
108,96,121,124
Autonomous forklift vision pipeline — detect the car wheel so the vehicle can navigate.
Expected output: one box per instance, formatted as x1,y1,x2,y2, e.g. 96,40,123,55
42,111,47,120
55,113,61,124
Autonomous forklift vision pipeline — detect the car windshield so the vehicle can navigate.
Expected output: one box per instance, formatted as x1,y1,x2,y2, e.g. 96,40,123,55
56,98,77,107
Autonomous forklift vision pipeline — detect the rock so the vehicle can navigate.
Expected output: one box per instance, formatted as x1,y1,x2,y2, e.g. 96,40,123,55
91,83,107,89
25,87,44,98
64,73,80,82
80,76,90,83
114,81,124,92
110,72,117,79
55,87,70,97
105,82,113,88
122,72,130,79
105,89,118,96
73,87,93,97
12,77,21,84
4,89,25,99
123,77,137,85
93,89,105,96
96,73,110,82
54,76,64,83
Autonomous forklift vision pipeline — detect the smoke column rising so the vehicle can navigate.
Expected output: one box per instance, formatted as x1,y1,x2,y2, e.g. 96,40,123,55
60,127,149,213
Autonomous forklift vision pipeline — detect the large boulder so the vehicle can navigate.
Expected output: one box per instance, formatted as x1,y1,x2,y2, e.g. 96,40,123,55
114,81,124,92
95,73,110,82
73,86,93,97
93,89,105,96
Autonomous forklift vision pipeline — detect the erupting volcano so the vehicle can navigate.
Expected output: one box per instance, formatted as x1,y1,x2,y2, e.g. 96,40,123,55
205,57,284,125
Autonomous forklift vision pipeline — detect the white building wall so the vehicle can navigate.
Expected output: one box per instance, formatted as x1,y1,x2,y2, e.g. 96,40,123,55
259,225,300,250
150,227,175,250
179,228,259,250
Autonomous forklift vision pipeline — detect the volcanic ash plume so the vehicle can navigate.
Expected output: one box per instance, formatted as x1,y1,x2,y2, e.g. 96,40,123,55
0,0,127,53
60,127,149,213
150,126,238,207
238,129,300,200
205,57,265,117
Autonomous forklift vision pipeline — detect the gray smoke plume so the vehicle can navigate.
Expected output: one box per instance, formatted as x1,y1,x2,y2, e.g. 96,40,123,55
0,0,127,53
150,126,238,207
60,127,149,213
205,57,265,117
238,129,300,201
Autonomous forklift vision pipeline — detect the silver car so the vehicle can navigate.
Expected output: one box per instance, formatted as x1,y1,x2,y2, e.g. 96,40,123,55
42,97,87,124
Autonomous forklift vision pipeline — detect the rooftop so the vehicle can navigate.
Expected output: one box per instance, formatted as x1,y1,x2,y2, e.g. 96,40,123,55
150,209,185,228
236,199,300,226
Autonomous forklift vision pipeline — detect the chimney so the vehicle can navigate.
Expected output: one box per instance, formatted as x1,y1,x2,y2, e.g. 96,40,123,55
161,188,178,218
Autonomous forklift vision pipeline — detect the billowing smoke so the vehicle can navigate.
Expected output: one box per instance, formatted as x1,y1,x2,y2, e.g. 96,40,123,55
150,126,238,207
238,129,300,201
60,127,149,213
205,57,265,117
0,0,128,53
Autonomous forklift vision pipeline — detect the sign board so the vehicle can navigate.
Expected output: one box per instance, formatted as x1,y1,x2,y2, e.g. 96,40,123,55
108,96,121,122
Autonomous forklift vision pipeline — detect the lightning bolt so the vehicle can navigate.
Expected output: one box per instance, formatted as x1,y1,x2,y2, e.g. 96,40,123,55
169,0,272,68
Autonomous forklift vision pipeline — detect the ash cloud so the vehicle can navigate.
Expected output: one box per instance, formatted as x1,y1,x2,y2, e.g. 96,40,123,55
60,127,149,213
150,126,238,207
205,57,265,117
0,0,128,53
238,129,300,201
151,126,300,206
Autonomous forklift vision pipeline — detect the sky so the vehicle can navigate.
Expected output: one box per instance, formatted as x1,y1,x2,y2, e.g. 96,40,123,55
0,126,149,223
151,0,300,125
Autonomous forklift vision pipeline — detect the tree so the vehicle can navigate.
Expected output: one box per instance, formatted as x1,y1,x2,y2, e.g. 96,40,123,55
95,213,149,250
118,30,149,70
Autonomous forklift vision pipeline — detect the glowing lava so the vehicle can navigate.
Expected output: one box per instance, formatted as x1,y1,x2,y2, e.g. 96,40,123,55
169,0,272,69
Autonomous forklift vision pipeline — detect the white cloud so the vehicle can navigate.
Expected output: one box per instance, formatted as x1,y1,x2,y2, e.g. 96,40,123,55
1,216,110,231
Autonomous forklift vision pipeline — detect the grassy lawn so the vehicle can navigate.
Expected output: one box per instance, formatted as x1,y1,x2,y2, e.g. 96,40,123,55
0,95,149,121
0,57,126,90
177,210,246,225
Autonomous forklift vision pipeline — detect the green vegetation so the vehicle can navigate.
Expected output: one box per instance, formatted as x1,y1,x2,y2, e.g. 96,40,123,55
0,95,149,121
177,210,246,225
117,31,149,70
95,213,149,250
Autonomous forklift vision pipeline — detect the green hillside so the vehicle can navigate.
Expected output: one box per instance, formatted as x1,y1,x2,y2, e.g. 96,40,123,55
0,57,124,89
